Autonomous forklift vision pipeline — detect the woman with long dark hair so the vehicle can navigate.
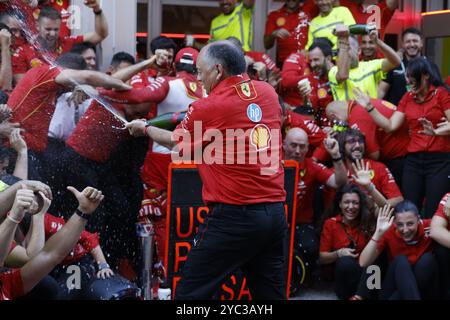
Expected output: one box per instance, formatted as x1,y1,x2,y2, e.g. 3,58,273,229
353,57,450,218
319,184,376,300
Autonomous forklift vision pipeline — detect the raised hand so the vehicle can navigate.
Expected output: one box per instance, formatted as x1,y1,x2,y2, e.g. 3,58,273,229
67,186,104,214
353,87,372,110
9,128,27,154
351,159,372,187
323,136,340,159
375,204,394,235
31,191,51,216
10,186,35,222
21,180,52,200
84,0,100,11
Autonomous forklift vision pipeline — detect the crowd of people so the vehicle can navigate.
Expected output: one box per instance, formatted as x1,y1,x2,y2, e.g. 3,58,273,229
0,0,449,300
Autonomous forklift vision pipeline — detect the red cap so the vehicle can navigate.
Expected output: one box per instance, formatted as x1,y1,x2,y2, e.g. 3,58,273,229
175,48,199,65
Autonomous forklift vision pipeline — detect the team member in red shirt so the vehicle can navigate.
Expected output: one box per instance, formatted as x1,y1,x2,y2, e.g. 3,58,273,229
126,41,288,300
360,201,439,300
282,39,334,123
339,0,398,40
7,53,130,182
356,58,450,218
326,98,409,185
12,2,108,83
337,128,403,207
284,127,347,285
430,192,450,298
0,184,104,300
264,0,312,67
320,184,376,300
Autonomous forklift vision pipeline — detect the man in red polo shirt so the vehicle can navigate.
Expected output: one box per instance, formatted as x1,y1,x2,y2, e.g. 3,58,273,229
430,192,450,298
12,1,109,83
336,128,403,207
283,127,347,283
7,53,131,181
126,41,288,300
326,98,409,186
264,0,314,67
339,0,398,40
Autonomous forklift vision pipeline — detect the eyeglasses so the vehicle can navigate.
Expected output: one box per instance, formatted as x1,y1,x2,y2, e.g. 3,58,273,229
345,137,363,146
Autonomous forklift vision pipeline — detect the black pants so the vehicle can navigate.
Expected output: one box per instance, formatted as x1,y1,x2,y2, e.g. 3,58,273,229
174,202,288,300
434,245,450,299
334,256,372,300
384,156,406,188
380,253,439,300
402,152,450,218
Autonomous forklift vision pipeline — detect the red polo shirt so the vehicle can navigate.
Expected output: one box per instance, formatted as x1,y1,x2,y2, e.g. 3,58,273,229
176,74,286,205
339,0,396,39
265,5,311,64
0,269,24,300
320,214,370,254
397,86,450,153
434,192,450,231
66,101,131,163
377,219,433,265
348,99,409,160
44,213,100,265
12,35,84,74
296,158,333,224
280,52,311,106
130,68,159,89
8,65,61,152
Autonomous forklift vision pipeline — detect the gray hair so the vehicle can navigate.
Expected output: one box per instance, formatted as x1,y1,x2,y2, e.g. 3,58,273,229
203,41,246,76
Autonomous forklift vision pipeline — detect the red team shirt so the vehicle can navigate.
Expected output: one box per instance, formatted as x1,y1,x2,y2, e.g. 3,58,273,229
348,99,409,160
8,65,61,152
433,192,450,231
264,5,311,65
0,269,24,300
66,101,131,163
12,35,84,74
296,158,333,224
397,86,450,153
44,213,100,265
377,219,433,265
280,52,311,106
320,214,370,254
339,0,396,39
176,74,286,205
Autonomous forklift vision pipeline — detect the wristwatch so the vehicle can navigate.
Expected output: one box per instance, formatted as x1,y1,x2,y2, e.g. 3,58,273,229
75,208,90,221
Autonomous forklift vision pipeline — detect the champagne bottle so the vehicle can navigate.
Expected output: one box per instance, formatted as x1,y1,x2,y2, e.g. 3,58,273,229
146,111,186,131
348,24,377,35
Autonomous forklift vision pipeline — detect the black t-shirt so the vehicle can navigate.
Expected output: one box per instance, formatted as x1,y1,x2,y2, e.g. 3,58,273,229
383,58,410,106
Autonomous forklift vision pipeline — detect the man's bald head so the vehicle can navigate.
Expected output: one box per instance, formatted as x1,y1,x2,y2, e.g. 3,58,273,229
326,100,348,122
283,127,309,162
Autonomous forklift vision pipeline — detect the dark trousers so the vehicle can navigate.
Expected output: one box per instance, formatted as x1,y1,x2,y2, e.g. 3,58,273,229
174,202,288,300
384,156,406,188
402,152,450,218
380,253,439,300
434,245,450,299
334,256,372,300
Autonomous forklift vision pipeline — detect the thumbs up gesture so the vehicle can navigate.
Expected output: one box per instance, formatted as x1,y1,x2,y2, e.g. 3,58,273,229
67,186,104,214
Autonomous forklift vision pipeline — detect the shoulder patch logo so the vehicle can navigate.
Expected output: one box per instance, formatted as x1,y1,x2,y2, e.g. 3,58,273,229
247,103,262,123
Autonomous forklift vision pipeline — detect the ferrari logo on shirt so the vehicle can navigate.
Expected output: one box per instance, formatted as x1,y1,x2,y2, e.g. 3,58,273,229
276,17,286,27
30,58,43,68
189,82,197,92
318,88,328,99
250,124,271,151
300,169,306,177
370,170,375,180
241,83,251,97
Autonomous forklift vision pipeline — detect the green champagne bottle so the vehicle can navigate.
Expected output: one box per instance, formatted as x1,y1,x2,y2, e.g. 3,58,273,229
145,111,187,131
348,24,377,35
